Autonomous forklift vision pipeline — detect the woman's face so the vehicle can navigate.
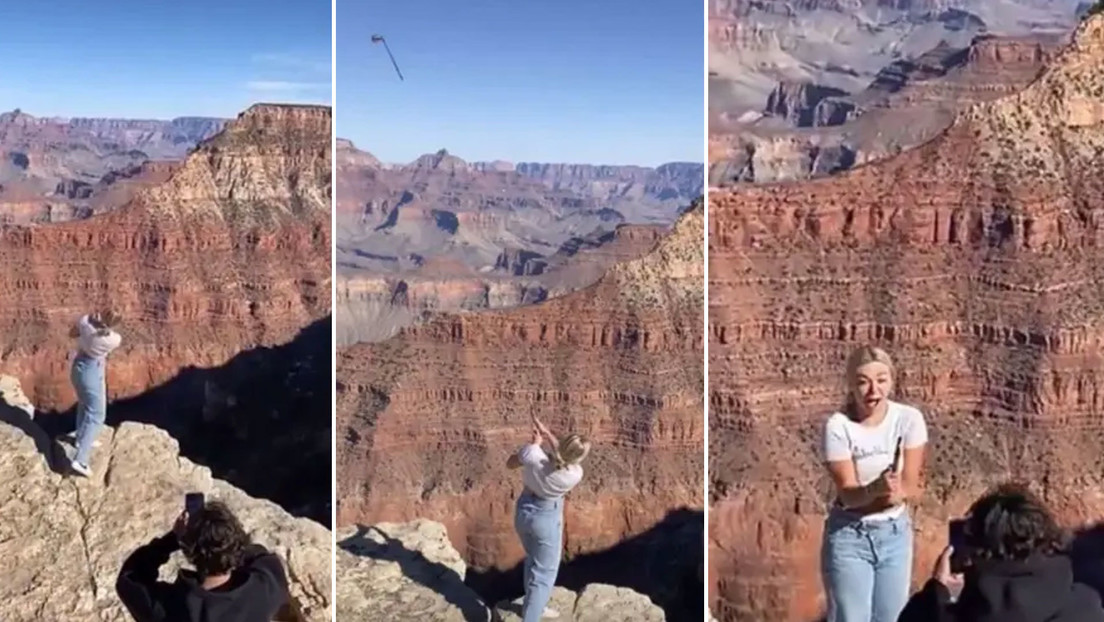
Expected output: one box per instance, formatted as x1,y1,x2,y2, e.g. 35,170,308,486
851,361,893,413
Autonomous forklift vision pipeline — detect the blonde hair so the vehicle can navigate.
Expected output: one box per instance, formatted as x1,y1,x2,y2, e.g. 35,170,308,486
843,345,895,413
551,434,591,470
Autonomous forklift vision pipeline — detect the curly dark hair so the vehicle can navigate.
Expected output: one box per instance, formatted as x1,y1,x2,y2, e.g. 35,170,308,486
964,482,1066,562
179,501,250,577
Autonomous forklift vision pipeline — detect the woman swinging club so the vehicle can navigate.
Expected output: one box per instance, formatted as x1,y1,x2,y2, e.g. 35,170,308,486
821,345,929,622
67,309,122,477
506,414,592,621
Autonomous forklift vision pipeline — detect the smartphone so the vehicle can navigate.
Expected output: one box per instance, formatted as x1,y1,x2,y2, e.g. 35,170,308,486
891,437,903,472
185,492,205,521
948,518,968,573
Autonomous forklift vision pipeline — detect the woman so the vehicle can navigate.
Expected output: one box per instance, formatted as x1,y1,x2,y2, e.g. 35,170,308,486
899,483,1104,622
506,415,591,622
821,345,928,622
67,309,122,477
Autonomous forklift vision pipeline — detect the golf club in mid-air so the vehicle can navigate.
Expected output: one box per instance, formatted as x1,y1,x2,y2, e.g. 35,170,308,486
371,34,404,81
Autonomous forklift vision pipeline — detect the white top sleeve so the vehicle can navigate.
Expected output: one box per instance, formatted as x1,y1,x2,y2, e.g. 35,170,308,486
518,443,548,466
902,406,929,449
823,414,853,462
77,314,97,338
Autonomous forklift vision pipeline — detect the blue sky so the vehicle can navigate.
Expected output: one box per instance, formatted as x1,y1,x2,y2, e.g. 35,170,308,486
0,0,331,119
338,0,704,166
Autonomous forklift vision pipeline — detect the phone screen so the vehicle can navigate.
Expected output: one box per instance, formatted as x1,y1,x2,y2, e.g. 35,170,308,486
185,492,204,517
948,519,968,572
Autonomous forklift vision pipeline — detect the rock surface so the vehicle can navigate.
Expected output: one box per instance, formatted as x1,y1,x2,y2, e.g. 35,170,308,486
708,15,1104,621
337,202,704,609
0,376,331,622
336,518,665,622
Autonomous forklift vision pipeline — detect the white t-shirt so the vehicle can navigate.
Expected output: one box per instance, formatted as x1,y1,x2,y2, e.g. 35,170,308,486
823,399,928,521
518,443,583,499
76,315,122,359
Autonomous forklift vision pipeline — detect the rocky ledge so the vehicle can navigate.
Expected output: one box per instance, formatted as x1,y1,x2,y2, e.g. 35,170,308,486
0,375,331,622
336,519,665,621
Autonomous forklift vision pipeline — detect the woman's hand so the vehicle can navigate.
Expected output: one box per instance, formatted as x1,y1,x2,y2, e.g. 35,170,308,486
870,468,905,503
530,415,556,443
531,426,542,446
882,470,905,504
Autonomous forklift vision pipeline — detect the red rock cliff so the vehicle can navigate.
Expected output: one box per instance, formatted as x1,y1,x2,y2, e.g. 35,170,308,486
708,16,1104,622
0,103,332,410
337,201,704,571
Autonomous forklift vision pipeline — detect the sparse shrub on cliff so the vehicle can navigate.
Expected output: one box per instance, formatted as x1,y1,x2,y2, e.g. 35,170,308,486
1087,0,1104,19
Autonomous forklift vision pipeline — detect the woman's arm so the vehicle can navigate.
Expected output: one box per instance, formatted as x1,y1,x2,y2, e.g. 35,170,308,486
827,459,888,508
896,444,925,501
532,416,558,447
506,427,543,469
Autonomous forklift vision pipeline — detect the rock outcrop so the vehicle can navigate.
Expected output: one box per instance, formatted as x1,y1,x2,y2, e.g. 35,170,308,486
337,201,704,612
336,518,664,621
0,376,331,622
0,103,332,521
708,15,1104,621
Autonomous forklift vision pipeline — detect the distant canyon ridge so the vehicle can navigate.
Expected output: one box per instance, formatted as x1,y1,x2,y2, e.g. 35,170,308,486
709,0,1088,183
335,139,703,344
0,109,225,223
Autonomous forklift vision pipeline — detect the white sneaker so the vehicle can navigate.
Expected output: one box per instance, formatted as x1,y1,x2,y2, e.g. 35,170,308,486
70,460,92,478
542,608,560,619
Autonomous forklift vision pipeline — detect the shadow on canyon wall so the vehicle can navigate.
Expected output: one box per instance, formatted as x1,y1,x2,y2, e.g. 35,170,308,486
467,507,704,621
36,316,332,526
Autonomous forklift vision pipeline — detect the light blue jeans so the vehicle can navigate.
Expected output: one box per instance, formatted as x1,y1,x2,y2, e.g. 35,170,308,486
821,509,913,622
514,490,564,622
70,353,106,467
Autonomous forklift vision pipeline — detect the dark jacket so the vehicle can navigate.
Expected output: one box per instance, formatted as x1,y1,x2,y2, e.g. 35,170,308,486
115,532,291,622
899,554,1104,622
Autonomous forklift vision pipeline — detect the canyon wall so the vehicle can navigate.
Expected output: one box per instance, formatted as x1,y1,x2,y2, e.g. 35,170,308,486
337,201,704,611
0,103,332,520
708,15,1104,621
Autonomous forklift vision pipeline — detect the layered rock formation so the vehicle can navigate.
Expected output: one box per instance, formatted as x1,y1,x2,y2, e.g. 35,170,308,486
0,103,331,520
0,110,224,223
337,202,704,613
711,33,1065,184
0,377,331,622
336,518,665,621
335,139,701,345
708,15,1104,621
709,0,1084,184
